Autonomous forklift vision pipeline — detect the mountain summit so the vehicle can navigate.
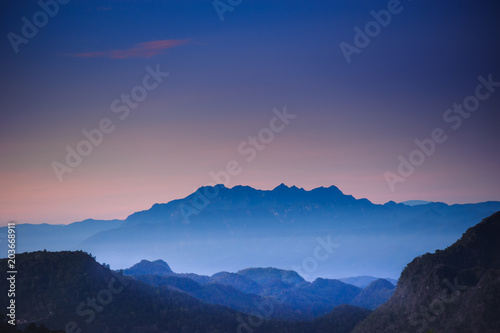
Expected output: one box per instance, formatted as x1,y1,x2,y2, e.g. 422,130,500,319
122,259,173,276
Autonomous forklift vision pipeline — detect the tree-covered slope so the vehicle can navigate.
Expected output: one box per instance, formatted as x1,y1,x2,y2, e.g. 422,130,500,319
352,211,500,333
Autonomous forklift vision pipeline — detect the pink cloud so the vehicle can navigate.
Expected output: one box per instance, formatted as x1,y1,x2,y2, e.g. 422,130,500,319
67,39,190,59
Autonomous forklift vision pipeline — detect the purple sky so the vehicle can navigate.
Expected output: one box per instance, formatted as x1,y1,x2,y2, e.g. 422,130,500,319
1,0,499,226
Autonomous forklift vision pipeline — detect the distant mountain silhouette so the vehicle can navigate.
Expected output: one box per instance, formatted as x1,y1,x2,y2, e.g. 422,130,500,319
302,304,372,333
0,219,122,252
352,211,500,333
349,279,395,310
237,267,305,287
122,259,173,276
339,276,397,288
400,200,434,206
209,271,263,294
3,184,500,278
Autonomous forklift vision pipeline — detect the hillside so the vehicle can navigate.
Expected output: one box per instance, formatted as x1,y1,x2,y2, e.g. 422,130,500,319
0,251,373,332
305,305,372,333
352,211,500,333
0,251,246,332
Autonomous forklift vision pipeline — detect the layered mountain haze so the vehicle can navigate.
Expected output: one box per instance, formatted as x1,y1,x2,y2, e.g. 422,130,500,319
0,250,379,332
121,259,391,319
2,184,499,280
0,219,122,252
4,212,500,332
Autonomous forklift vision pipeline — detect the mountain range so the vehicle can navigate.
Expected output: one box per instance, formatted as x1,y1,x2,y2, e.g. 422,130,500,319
2,184,499,279
2,211,499,332
122,260,394,319
0,250,373,333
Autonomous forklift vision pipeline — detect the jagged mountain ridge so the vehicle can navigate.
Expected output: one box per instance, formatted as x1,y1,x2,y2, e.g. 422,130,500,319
2,184,500,278
76,184,500,277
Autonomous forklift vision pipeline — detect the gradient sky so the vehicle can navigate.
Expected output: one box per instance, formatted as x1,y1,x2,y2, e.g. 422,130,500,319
1,0,499,226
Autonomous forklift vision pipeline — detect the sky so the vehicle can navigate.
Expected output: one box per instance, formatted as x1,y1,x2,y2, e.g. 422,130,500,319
1,0,499,226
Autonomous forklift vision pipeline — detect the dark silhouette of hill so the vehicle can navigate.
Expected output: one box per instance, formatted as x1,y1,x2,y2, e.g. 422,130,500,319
1,315,64,333
349,279,395,310
0,251,379,332
352,211,500,333
262,304,372,333
0,251,253,332
304,304,372,333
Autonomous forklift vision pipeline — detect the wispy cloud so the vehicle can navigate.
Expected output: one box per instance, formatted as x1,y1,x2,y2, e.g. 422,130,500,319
66,39,190,59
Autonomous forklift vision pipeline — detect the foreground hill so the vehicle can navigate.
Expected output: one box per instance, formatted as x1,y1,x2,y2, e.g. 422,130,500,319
1,315,64,333
304,305,372,333
0,251,246,332
0,251,372,332
352,211,500,333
